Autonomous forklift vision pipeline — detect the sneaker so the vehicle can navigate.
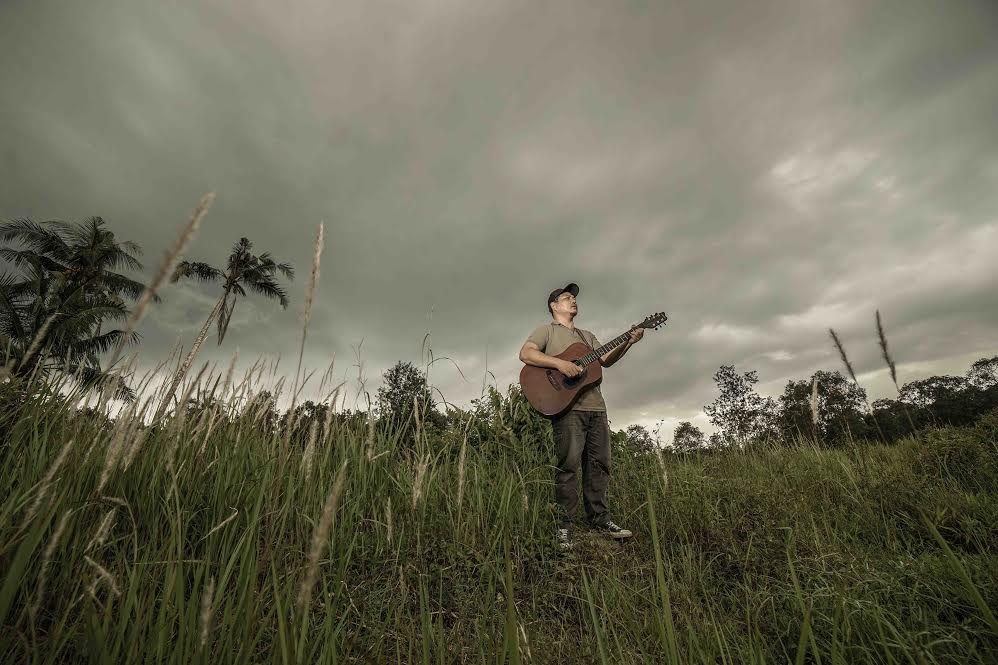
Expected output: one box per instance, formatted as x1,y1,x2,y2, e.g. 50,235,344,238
591,519,633,540
556,526,575,550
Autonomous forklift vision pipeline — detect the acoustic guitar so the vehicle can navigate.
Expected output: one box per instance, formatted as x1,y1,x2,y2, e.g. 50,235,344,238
519,312,668,416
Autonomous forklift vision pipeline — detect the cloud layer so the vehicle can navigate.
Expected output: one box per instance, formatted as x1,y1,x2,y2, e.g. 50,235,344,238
2,0,997,439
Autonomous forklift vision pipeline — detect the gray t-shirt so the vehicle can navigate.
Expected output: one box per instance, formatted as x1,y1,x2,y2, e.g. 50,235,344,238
525,321,607,412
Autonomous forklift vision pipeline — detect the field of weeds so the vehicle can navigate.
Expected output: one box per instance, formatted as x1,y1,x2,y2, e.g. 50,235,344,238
1,374,996,664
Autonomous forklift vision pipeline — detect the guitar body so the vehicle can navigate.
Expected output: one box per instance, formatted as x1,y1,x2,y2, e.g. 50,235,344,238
519,342,604,417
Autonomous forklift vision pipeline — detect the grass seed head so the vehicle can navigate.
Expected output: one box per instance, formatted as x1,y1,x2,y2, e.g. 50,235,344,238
876,309,899,391
411,454,429,511
297,459,349,612
199,577,216,649
84,555,121,598
108,192,213,369
31,509,73,619
810,376,819,427
86,508,117,552
829,328,859,385
22,437,75,529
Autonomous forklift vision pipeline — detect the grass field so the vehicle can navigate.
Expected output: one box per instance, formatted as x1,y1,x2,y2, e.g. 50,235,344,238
1,377,996,664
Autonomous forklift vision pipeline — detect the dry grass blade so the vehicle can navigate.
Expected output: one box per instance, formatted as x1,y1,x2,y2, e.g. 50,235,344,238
828,328,858,385
21,437,75,530
457,434,467,513
84,555,121,597
810,376,819,427
31,509,73,619
107,191,214,370
302,421,318,477
412,454,429,511
289,222,324,421
385,496,393,545
365,407,376,460
876,310,899,391
86,508,117,552
222,348,239,402
120,427,148,473
297,459,348,612
201,509,238,541
14,312,60,374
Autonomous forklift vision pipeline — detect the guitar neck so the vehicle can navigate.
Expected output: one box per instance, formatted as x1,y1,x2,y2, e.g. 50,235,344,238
575,329,634,366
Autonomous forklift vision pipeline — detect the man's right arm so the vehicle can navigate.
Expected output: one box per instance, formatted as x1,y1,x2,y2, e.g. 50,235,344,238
519,342,582,377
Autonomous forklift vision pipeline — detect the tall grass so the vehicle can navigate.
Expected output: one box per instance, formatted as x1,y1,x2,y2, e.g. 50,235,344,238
1,368,996,663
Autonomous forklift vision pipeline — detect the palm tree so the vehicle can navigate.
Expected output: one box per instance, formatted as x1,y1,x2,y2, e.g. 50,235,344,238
0,217,147,397
0,217,149,310
162,237,294,410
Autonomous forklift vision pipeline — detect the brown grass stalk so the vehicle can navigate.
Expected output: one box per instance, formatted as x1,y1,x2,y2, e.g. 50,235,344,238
107,192,214,370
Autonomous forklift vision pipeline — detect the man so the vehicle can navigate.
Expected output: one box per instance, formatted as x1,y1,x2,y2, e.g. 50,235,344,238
518,282,643,549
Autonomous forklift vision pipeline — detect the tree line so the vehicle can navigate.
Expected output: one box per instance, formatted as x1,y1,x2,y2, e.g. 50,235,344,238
641,357,998,454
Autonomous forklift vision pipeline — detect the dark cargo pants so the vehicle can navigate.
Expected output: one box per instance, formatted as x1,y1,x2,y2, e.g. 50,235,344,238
551,409,611,526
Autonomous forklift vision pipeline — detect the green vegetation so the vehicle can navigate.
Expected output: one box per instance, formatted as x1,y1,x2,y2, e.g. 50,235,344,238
0,217,150,398
1,374,996,663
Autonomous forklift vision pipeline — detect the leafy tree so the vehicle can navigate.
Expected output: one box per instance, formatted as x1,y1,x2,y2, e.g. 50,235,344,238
672,421,705,453
703,365,766,445
898,375,980,427
870,397,913,441
0,217,147,397
279,399,330,446
966,356,998,390
241,390,280,433
623,424,656,454
162,238,294,412
707,432,726,449
899,375,968,409
779,370,869,446
753,396,783,442
376,361,446,441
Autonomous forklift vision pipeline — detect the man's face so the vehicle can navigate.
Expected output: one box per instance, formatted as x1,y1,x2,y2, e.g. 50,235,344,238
552,292,578,316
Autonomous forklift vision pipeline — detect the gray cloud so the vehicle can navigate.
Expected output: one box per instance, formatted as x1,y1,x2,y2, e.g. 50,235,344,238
2,0,997,439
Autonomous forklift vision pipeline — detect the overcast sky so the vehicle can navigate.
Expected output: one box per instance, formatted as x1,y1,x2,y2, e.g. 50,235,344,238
2,0,997,439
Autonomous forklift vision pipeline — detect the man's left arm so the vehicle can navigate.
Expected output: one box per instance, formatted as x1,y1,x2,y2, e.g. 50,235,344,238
600,328,644,367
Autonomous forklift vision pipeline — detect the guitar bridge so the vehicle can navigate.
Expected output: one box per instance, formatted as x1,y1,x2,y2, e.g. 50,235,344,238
545,370,563,390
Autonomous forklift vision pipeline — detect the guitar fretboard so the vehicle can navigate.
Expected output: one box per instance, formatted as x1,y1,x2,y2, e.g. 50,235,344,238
574,331,634,367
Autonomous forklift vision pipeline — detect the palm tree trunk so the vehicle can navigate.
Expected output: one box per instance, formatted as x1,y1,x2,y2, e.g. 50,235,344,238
157,290,227,418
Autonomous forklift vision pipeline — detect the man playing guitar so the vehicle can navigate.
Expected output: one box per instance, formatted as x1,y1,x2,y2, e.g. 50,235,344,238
518,282,643,549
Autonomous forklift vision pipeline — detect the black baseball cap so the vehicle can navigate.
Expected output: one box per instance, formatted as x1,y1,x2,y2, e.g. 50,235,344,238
547,282,579,314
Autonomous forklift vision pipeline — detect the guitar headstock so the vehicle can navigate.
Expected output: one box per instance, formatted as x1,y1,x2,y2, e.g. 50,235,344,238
635,311,668,331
